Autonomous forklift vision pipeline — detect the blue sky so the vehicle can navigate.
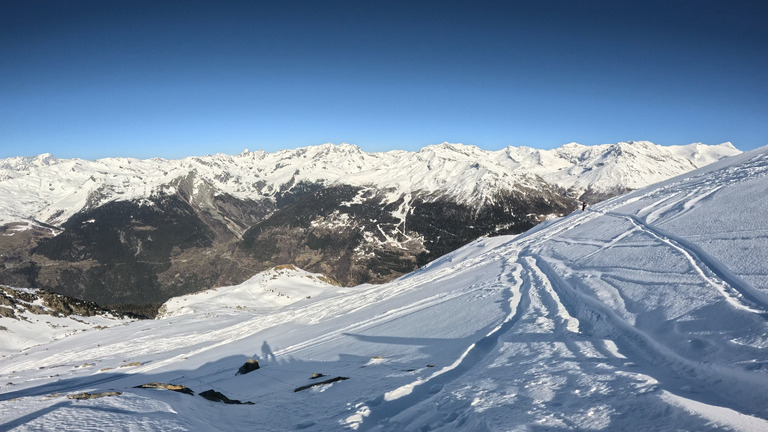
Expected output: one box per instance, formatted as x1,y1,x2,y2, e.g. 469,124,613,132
1,0,767,160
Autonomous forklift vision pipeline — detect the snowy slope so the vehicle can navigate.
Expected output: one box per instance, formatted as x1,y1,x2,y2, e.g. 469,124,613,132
1,147,767,431
0,286,131,356
157,265,349,318
0,141,739,227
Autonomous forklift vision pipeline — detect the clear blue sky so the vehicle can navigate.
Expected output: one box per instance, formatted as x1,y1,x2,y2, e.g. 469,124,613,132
2,0,766,159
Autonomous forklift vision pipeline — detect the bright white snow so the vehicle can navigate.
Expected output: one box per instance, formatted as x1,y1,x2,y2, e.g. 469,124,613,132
1,146,767,431
157,265,350,318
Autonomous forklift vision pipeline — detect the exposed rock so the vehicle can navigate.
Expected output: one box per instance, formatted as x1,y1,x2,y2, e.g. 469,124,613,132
0,306,16,319
0,285,118,320
67,391,122,400
0,293,15,307
26,304,46,315
39,290,107,317
294,376,349,392
199,389,254,405
134,382,194,395
0,286,36,303
235,358,260,375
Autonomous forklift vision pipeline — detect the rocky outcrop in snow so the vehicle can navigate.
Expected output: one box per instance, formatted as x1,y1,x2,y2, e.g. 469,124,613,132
0,285,131,355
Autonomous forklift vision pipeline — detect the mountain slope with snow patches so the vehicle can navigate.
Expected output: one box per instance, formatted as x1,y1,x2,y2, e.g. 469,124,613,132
0,145,765,430
0,286,131,356
0,141,738,309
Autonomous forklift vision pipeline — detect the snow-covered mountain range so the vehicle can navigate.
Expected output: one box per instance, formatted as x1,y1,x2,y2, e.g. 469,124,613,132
0,140,738,227
1,144,765,431
0,141,739,313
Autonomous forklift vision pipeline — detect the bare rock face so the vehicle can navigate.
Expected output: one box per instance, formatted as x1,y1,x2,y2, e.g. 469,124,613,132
0,305,16,319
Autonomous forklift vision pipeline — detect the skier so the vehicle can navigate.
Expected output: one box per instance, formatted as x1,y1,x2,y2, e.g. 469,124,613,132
582,202,587,211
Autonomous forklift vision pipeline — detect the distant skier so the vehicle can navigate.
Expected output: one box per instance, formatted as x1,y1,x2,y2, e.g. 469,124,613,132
581,202,587,211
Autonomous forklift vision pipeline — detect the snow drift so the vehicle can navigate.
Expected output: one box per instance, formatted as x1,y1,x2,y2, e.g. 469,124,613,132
1,145,767,431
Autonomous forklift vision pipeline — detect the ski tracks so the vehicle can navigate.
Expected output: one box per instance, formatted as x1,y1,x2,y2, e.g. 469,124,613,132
618,213,768,316
347,256,528,431
527,251,768,422
347,247,616,431
347,152,768,430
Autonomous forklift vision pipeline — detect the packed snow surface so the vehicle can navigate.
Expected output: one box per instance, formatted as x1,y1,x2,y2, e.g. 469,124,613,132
1,146,767,431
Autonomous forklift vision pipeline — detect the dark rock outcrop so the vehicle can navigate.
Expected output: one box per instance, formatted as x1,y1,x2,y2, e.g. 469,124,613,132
134,382,194,395
0,285,119,320
235,358,260,375
199,389,254,405
294,376,349,392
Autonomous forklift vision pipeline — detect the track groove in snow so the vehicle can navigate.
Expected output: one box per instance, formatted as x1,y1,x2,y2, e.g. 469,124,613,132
531,253,768,421
350,259,528,431
618,213,768,315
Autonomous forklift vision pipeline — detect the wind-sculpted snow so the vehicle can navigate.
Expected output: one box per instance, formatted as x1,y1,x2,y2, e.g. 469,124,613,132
1,146,766,431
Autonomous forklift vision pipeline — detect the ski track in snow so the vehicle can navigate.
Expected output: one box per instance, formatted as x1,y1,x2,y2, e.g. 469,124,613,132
348,258,525,430
619,213,768,315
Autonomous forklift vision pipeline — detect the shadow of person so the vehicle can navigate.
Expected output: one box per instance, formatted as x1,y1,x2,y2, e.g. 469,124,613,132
261,340,276,363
